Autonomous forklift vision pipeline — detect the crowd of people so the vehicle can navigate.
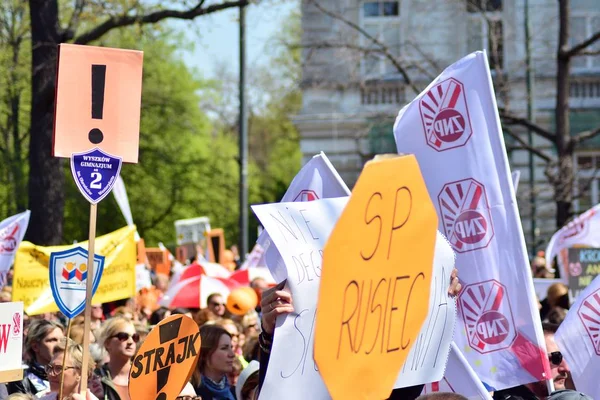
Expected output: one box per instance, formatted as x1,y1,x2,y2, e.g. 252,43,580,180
0,251,592,400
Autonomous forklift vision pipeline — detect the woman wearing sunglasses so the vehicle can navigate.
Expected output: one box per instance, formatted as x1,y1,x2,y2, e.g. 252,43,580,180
192,325,236,400
97,317,139,400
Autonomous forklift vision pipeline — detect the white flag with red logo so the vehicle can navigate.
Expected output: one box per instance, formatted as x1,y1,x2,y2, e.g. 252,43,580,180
394,51,550,390
555,274,600,399
421,342,492,399
0,210,30,279
544,203,600,283
256,152,350,282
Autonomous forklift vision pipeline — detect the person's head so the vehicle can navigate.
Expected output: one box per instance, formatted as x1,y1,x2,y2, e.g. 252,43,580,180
236,360,260,400
46,337,95,397
150,306,171,326
89,342,110,369
112,306,134,321
100,317,139,361
196,325,235,381
7,394,36,400
171,307,192,319
243,333,260,363
207,293,226,317
91,303,104,321
193,307,218,326
215,319,240,351
527,323,570,396
416,394,468,400
154,273,170,292
227,355,243,386
176,382,201,400
6,393,38,400
69,323,96,345
250,278,268,294
241,310,260,336
547,283,570,309
0,288,11,303
25,319,64,365
545,307,568,325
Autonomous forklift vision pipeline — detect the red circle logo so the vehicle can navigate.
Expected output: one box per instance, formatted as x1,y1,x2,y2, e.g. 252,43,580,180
0,236,17,254
433,109,465,143
454,210,487,244
476,311,509,345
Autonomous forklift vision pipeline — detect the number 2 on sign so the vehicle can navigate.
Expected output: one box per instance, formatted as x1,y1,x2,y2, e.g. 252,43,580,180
90,172,102,189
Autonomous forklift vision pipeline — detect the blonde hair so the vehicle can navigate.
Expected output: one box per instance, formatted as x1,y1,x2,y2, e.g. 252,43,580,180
100,317,134,347
7,394,36,400
547,283,569,307
54,337,95,377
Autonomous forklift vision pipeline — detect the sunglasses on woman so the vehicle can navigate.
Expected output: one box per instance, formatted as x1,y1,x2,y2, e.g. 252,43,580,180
110,332,140,343
176,396,202,400
548,351,563,366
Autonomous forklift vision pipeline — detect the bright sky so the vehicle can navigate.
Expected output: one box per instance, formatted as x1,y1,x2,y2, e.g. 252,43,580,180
174,0,298,79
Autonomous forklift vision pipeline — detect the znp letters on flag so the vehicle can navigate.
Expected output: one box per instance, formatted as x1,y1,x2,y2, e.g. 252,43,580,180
394,51,550,390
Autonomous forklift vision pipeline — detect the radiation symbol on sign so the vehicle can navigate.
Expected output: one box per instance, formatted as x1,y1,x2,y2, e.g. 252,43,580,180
438,178,494,253
459,280,517,354
419,78,473,152
578,288,600,356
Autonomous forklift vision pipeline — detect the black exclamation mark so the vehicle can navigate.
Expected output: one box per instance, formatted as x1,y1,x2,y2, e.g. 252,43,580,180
156,317,183,400
89,64,106,144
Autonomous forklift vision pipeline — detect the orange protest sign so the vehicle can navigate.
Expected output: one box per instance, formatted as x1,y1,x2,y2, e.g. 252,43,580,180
146,248,170,276
53,43,143,163
129,314,201,400
314,154,438,400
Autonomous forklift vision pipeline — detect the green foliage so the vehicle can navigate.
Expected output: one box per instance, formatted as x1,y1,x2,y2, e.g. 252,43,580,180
1,2,302,250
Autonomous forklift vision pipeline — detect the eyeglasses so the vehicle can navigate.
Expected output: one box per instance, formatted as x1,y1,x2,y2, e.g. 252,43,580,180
548,351,563,366
109,332,140,343
176,396,202,400
209,302,225,307
45,364,78,376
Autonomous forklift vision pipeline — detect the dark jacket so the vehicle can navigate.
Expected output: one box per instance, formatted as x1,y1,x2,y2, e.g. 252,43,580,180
96,364,122,400
6,362,48,395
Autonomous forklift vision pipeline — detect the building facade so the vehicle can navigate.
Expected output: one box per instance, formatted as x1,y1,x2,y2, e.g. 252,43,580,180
294,0,600,253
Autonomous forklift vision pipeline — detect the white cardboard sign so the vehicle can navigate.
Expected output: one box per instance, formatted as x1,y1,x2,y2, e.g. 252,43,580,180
0,301,24,377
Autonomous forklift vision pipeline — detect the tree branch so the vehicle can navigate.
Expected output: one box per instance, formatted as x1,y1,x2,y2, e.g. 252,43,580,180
570,126,600,146
73,0,249,45
565,31,600,58
499,110,556,143
307,0,421,94
503,127,554,163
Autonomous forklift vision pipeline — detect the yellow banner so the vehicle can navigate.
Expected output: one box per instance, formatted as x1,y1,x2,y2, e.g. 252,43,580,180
13,226,137,315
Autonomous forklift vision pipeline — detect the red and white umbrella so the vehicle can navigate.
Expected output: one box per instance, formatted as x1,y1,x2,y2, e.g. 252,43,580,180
160,274,240,309
168,262,232,291
230,267,276,286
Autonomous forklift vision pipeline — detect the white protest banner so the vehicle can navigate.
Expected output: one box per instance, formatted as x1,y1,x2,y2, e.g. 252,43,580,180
0,301,24,383
421,342,493,399
240,243,264,270
256,152,350,283
394,51,550,390
252,197,348,400
136,264,152,291
545,203,600,283
175,217,211,246
395,231,457,388
0,210,30,284
555,274,600,399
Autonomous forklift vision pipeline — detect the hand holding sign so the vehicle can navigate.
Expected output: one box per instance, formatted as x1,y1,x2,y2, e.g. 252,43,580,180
314,154,438,400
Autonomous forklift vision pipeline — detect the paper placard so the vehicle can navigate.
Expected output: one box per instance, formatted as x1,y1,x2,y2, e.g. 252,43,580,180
0,302,24,383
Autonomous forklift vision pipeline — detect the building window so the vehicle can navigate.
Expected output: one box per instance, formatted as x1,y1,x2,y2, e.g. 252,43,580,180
360,1,401,77
467,1,504,71
574,152,600,212
570,14,600,71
